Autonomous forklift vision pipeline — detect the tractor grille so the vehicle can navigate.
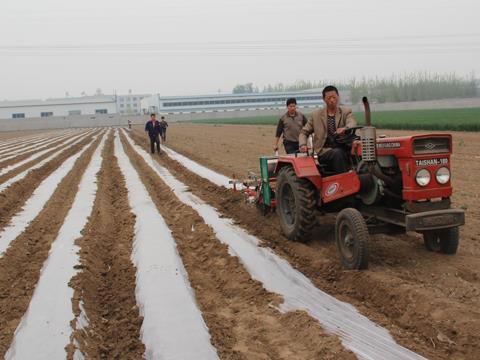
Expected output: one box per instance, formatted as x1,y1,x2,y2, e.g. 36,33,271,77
361,126,377,162
413,137,450,155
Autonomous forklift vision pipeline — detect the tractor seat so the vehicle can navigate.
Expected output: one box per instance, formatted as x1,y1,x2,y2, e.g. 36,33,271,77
317,163,337,177
316,160,354,177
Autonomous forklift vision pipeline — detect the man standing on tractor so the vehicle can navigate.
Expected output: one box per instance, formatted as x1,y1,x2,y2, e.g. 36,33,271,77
274,98,307,154
299,85,357,174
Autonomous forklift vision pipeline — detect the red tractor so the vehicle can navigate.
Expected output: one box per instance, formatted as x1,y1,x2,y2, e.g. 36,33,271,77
255,98,465,269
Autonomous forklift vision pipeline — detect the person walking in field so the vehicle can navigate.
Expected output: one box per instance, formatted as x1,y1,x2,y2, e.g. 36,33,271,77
273,98,307,154
299,85,357,174
159,115,168,142
145,113,162,154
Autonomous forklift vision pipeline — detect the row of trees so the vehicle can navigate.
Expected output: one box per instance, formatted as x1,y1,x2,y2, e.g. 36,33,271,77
232,73,478,103
232,83,259,94
261,80,349,93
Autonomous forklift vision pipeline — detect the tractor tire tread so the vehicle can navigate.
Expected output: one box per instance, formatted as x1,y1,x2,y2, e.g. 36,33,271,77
441,227,459,254
423,227,459,254
278,167,317,242
336,208,369,270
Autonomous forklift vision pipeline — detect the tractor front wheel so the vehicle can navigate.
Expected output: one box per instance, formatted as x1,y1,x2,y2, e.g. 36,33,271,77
335,208,369,270
423,227,459,254
276,166,317,242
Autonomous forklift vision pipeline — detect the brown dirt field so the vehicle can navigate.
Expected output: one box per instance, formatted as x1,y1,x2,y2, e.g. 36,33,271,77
121,131,355,360
0,132,83,170
68,131,145,358
130,123,480,360
0,135,102,357
0,129,60,141
0,130,98,231
0,123,477,359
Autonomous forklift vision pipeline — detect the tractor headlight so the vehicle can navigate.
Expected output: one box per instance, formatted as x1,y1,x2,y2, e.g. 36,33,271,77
415,169,431,187
436,167,450,184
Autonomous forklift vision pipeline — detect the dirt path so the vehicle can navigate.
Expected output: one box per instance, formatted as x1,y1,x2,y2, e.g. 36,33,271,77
132,125,480,359
67,132,145,359
0,135,101,357
121,131,355,360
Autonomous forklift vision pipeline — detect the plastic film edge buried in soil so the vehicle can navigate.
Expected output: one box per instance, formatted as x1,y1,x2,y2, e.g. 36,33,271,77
0,130,68,151
0,129,76,159
162,146,238,189
114,130,219,360
4,131,108,359
0,130,103,256
123,129,426,360
0,129,95,194
0,128,95,178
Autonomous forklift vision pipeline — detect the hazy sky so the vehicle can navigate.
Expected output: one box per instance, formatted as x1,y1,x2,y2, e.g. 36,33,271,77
1,0,479,100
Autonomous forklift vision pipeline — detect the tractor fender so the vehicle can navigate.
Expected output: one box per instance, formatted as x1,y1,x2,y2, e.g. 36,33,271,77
274,156,322,189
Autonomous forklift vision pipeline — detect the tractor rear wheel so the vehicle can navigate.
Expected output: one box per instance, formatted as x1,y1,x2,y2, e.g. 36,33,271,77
335,208,369,270
276,166,317,242
423,227,459,254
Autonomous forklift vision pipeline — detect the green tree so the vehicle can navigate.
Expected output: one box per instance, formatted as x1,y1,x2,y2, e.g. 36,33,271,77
232,82,257,94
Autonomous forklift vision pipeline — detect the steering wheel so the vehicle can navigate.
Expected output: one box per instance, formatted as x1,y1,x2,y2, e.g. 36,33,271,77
333,126,363,146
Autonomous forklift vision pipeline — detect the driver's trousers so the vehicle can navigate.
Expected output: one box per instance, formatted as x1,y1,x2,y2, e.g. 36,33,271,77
318,148,350,174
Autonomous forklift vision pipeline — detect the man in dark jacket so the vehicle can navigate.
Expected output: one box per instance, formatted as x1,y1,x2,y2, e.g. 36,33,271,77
159,116,168,142
145,113,162,154
274,98,307,154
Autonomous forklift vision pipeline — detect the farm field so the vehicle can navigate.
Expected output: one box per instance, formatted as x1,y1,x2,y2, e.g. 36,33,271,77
191,107,480,131
0,124,478,359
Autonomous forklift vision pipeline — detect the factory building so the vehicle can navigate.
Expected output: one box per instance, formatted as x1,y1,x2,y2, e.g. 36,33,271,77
140,90,347,115
0,95,116,120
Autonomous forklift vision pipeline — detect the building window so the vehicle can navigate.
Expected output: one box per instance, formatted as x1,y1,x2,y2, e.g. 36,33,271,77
120,104,124,108
68,110,81,115
133,103,138,107
95,109,108,114
133,97,137,101
41,112,54,117
12,113,25,118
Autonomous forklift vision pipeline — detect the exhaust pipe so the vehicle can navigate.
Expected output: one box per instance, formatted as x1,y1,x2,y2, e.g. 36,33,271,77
362,96,371,126
358,97,397,196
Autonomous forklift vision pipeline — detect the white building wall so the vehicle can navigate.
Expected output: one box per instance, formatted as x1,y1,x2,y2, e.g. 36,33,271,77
0,96,116,120
0,103,116,119
117,94,149,115
141,91,326,115
140,95,161,114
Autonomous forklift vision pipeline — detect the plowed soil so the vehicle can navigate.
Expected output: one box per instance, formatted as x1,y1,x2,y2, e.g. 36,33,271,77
130,123,480,360
121,131,355,360
0,134,101,355
0,131,97,230
67,132,145,359
0,123,478,359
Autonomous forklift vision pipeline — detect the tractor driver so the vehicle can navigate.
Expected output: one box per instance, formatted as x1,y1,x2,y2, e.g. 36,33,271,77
299,85,357,174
